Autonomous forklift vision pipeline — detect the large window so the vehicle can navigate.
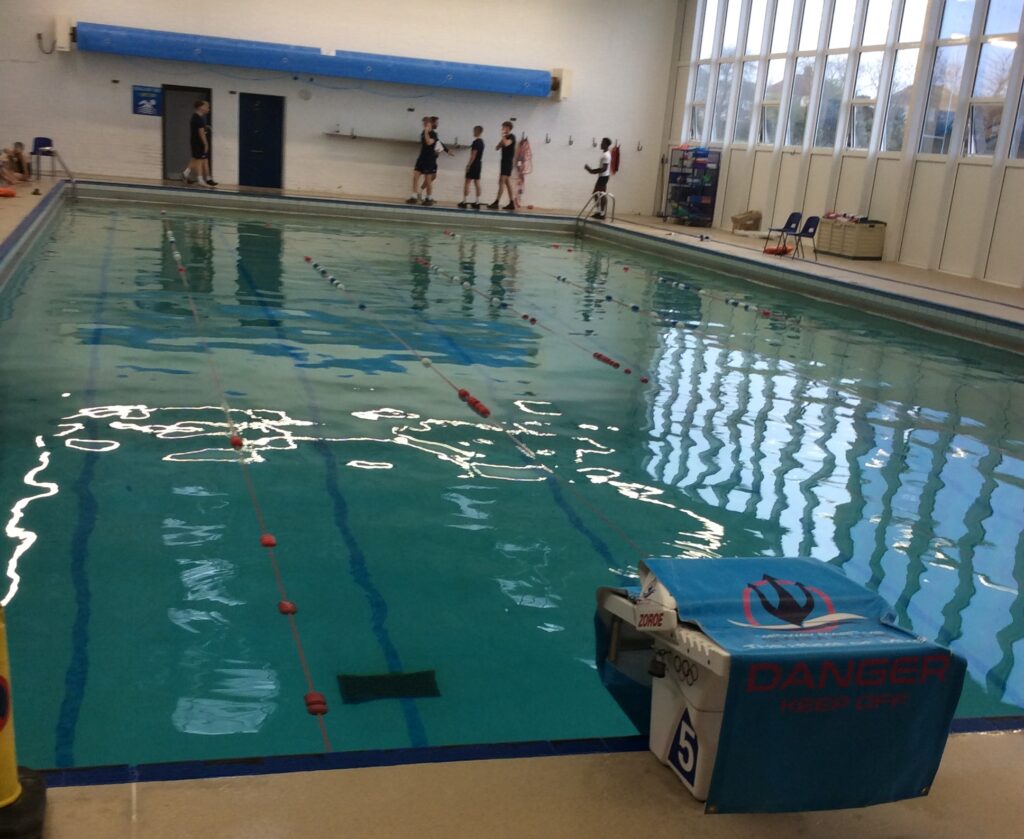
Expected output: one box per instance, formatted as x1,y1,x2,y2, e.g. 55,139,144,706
734,61,760,142
920,44,968,154
681,0,1024,163
711,63,735,142
788,57,816,145
882,48,921,151
815,55,849,147
850,51,885,148
760,58,787,144
964,40,1018,155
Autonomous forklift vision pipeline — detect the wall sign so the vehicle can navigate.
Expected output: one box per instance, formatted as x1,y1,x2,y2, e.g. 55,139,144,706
132,85,162,116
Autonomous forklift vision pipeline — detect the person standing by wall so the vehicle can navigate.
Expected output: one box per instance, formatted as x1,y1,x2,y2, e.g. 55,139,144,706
584,137,612,219
488,121,516,211
183,100,217,187
408,116,437,204
459,125,484,209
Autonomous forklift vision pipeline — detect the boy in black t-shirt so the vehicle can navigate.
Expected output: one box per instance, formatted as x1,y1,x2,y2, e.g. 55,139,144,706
459,126,485,209
487,122,516,210
183,100,217,187
408,117,437,204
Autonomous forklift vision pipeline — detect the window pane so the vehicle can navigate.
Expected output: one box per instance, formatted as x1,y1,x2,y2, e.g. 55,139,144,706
763,57,787,100
734,61,760,142
863,0,894,46
788,56,816,144
855,51,884,99
772,0,796,52
985,0,1023,35
690,105,706,139
973,41,1017,98
721,0,742,58
919,44,967,153
829,0,857,49
761,104,780,143
694,64,711,102
1014,86,1024,157
849,104,876,148
962,103,1003,154
883,48,920,151
700,0,720,59
747,0,768,54
800,0,824,50
711,62,735,141
900,0,928,42
940,0,976,40
815,54,849,147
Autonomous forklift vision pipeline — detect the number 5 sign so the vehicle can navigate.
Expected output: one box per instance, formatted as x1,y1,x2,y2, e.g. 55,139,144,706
668,707,699,787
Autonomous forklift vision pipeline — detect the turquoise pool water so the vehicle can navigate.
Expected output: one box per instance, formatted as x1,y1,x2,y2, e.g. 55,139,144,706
1,199,1022,771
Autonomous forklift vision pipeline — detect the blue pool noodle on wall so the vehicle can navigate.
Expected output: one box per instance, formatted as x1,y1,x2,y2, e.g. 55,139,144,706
75,22,554,97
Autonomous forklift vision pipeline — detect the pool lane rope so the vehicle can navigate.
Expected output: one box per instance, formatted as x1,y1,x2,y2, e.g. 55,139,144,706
162,214,333,747
304,254,651,558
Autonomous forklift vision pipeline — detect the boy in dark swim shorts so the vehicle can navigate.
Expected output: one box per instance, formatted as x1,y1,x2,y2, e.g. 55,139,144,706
183,100,217,187
408,117,439,205
487,121,516,210
459,126,484,209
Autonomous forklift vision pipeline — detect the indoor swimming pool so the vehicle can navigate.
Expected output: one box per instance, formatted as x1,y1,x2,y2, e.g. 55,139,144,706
1,195,1022,772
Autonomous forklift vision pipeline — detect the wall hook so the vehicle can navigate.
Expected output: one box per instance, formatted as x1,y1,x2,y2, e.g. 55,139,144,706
636,141,643,151
545,133,551,144
568,135,574,146
592,137,597,147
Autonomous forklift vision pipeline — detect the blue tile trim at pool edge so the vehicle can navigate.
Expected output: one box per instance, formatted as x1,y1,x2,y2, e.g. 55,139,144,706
37,716,1024,789
40,735,651,788
0,181,68,284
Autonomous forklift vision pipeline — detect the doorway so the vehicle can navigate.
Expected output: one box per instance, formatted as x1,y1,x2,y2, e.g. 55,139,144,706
238,93,284,189
162,85,212,181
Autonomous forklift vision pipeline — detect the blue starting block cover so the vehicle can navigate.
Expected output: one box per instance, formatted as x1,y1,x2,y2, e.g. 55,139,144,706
642,557,965,813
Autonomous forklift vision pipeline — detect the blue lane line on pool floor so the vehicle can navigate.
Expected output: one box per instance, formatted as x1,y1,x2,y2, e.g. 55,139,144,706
54,214,118,768
229,231,428,748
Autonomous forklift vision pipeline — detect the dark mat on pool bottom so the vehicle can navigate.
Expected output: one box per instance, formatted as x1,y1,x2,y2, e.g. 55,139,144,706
338,670,441,704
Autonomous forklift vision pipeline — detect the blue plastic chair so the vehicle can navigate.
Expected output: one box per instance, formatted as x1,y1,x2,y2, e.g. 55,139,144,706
764,212,801,253
30,137,54,180
791,216,820,260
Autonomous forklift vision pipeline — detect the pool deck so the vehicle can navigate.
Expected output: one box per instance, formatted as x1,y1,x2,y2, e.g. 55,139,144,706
4,176,1024,837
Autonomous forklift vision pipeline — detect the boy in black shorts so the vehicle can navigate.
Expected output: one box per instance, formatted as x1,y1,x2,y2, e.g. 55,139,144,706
408,116,437,204
459,126,484,209
183,100,217,187
487,122,516,210
584,137,612,219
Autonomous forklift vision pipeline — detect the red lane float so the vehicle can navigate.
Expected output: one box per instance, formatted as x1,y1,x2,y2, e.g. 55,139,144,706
305,691,329,716
260,533,277,548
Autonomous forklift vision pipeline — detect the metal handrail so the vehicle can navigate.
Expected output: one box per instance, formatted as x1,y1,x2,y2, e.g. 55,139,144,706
574,191,616,238
39,146,77,198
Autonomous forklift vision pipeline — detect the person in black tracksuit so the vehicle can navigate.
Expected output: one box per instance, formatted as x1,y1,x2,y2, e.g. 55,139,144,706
488,121,516,210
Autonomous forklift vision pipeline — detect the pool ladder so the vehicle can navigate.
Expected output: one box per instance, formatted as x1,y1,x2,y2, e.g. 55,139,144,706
574,191,615,238
37,145,77,198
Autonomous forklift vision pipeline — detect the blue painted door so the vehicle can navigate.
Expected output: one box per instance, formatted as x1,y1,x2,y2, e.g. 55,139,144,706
239,93,284,188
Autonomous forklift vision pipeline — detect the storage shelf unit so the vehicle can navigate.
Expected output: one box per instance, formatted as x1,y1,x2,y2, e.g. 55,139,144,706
663,146,720,227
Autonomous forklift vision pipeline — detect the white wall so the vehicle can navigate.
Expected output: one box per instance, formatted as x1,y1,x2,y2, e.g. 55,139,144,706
0,0,682,213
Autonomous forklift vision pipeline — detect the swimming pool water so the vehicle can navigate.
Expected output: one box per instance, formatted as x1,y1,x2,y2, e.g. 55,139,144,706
1,199,1022,770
